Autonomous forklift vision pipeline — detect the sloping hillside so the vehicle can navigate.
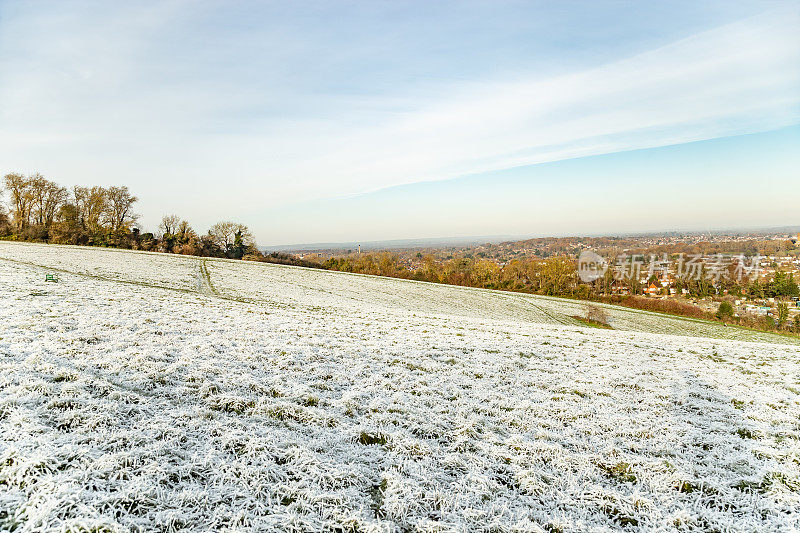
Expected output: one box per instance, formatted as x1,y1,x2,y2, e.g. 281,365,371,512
0,241,796,345
1,242,799,532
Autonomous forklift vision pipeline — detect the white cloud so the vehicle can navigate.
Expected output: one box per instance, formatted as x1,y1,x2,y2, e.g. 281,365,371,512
250,8,799,200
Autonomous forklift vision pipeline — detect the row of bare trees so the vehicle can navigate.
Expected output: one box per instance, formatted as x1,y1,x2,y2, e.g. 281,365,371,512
1,173,139,243
151,216,257,259
1,172,268,261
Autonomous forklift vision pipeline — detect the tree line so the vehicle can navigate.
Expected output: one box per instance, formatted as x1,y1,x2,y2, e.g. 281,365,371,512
2,173,138,245
0,172,309,263
322,252,800,333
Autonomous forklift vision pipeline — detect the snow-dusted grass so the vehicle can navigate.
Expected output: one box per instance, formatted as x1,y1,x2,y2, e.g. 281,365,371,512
2,241,797,345
1,242,799,531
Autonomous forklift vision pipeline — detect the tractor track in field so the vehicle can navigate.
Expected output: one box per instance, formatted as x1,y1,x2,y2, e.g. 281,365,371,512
0,255,303,314
198,259,219,297
0,255,235,303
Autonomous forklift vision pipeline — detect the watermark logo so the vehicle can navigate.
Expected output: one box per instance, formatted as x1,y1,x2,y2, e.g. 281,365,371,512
576,252,762,283
578,250,608,282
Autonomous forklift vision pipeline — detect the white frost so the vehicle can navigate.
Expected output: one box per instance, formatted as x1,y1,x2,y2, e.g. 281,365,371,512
0,242,798,532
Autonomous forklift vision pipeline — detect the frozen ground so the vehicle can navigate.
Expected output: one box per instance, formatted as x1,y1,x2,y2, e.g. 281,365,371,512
0,241,799,532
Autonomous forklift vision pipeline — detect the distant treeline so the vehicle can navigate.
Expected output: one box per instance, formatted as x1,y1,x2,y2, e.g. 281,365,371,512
321,252,798,298
0,172,317,267
321,252,800,333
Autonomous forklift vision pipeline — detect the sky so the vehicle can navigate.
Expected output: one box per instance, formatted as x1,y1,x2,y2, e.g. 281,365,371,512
0,0,798,245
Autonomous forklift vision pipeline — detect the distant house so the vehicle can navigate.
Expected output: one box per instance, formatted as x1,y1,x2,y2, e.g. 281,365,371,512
745,304,770,316
610,282,630,295
645,283,660,296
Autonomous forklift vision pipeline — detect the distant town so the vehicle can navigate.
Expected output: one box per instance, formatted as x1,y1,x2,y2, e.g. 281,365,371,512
295,229,800,330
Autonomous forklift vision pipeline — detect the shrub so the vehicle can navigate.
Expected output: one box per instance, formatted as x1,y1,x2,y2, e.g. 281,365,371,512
585,304,610,326
776,301,789,328
716,301,734,321
604,295,709,319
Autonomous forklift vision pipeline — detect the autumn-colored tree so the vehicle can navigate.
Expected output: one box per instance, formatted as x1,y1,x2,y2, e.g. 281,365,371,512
378,252,400,277
421,254,440,283
499,259,528,291
539,257,578,296
51,203,86,244
474,259,501,287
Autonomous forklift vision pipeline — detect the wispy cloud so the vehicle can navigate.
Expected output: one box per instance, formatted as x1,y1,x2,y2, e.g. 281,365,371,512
253,8,799,200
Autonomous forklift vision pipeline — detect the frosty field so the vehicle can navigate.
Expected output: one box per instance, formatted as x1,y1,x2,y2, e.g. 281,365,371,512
1,241,799,532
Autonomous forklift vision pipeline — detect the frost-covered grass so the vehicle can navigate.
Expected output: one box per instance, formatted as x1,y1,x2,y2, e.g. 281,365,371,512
1,242,799,532
2,241,796,345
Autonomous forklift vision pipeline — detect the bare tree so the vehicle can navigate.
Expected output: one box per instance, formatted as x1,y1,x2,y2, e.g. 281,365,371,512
3,173,33,230
28,173,47,226
208,221,254,253
42,182,69,228
73,186,109,231
72,186,88,228
29,174,68,228
208,221,240,251
0,203,11,235
106,186,138,231
158,214,181,237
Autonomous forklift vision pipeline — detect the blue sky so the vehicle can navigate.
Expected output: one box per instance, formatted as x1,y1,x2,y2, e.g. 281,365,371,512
259,125,800,243
1,0,798,244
